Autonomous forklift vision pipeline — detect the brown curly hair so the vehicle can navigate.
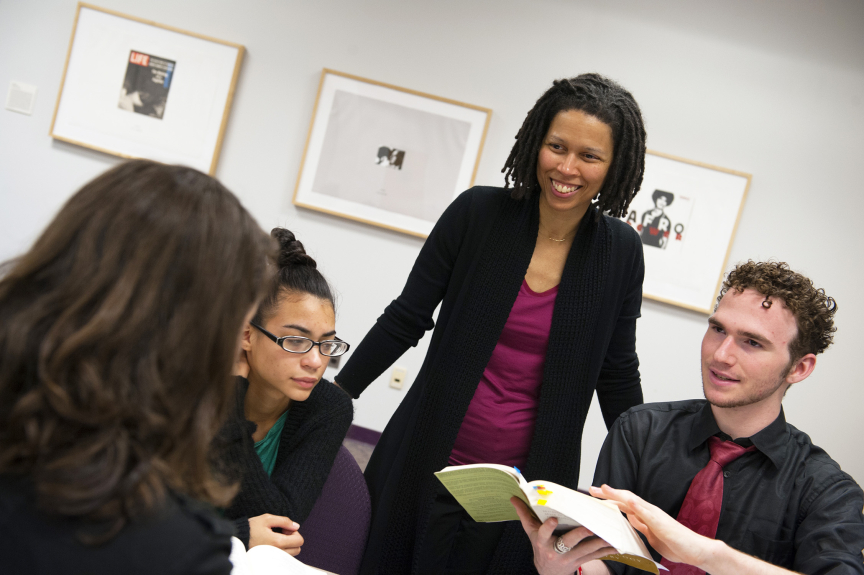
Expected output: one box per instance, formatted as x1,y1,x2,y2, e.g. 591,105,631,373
0,160,273,540
717,261,837,360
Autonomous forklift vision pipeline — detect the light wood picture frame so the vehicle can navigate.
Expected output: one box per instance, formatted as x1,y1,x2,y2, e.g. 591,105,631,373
50,3,244,175
621,150,751,314
293,69,492,238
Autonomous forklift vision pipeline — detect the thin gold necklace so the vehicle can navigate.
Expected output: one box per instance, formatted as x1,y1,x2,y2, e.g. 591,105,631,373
540,226,573,242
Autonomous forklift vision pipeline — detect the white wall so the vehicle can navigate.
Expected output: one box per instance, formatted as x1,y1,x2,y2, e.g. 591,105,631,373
2,0,862,488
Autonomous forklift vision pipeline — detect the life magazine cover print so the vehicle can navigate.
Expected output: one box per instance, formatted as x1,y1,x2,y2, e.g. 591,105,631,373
50,4,243,174
118,50,176,119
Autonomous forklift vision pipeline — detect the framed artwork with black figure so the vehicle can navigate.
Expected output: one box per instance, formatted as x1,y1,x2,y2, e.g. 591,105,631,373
621,150,751,314
293,69,492,238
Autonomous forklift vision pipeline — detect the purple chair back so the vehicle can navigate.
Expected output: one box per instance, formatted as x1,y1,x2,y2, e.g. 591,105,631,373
298,446,371,575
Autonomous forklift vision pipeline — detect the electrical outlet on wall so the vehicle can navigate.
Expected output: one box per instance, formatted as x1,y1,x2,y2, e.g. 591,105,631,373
389,366,407,389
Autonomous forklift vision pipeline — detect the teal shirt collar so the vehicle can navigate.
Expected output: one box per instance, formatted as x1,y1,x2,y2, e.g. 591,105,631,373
254,410,288,477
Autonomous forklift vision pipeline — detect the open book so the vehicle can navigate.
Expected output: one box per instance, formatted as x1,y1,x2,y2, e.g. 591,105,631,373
434,464,665,574
229,537,337,575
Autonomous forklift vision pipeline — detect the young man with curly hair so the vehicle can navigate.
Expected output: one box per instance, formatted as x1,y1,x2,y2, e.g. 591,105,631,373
515,261,864,575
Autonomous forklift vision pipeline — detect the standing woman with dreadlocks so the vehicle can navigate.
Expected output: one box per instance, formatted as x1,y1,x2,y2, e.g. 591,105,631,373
335,73,648,574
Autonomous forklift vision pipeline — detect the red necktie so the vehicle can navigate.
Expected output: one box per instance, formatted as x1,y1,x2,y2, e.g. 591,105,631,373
660,436,756,574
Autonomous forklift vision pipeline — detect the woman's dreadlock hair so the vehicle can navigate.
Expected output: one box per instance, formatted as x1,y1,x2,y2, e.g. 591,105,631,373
502,73,647,218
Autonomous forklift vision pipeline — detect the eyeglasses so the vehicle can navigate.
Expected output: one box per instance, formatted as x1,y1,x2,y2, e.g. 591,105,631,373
250,322,350,357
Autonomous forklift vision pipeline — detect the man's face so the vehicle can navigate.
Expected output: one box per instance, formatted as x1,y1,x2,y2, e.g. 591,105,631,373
701,288,799,411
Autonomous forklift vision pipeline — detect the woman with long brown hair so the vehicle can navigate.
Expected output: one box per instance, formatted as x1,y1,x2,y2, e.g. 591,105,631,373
0,160,272,574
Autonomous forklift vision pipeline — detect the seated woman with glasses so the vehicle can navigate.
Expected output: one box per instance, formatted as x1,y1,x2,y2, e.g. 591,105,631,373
220,227,353,555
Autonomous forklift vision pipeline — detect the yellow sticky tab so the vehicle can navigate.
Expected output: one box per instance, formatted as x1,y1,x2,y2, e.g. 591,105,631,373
537,499,547,505
537,489,552,495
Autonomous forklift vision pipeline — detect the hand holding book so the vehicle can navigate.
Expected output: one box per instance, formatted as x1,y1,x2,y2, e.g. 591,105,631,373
434,463,666,574
511,496,617,575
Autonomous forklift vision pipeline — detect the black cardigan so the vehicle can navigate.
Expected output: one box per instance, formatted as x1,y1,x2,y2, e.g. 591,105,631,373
338,187,645,574
220,376,353,546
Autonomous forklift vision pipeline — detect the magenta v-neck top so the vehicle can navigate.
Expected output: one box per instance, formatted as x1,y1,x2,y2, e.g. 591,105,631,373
449,279,558,468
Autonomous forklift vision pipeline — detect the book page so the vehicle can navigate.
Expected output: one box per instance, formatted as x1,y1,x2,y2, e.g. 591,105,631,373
230,540,336,575
437,463,523,482
434,465,529,522
229,537,252,575
526,482,662,574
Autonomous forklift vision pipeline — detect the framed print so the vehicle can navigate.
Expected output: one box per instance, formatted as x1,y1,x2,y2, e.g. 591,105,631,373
622,150,751,314
50,3,244,175
293,69,492,238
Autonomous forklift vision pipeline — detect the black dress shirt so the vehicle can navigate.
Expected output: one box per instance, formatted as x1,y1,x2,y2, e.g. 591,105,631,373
594,400,864,574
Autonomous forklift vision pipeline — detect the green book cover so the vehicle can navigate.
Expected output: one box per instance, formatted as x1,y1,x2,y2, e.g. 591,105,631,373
435,464,664,575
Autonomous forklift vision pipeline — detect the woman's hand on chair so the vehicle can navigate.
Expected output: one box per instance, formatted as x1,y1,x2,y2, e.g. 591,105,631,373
248,513,304,556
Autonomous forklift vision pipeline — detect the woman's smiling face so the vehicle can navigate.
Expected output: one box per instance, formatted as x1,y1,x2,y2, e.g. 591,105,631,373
535,109,614,217
244,292,336,403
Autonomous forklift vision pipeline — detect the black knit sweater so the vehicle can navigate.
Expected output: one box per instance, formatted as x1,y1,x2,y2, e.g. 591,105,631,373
0,474,234,575
220,376,353,547
338,187,645,574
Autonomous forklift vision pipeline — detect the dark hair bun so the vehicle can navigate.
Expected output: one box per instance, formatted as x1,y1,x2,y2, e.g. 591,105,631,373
253,227,334,321
271,227,317,269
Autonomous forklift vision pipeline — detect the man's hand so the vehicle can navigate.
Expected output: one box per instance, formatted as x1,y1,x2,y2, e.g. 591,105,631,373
511,497,616,575
248,514,304,556
589,485,799,575
589,485,714,568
